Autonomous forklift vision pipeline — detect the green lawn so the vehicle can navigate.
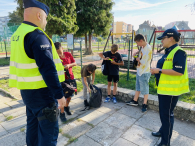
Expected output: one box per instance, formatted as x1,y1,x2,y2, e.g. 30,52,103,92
0,65,194,104
0,57,10,66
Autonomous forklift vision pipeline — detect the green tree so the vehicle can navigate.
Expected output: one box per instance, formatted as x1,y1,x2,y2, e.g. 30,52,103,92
15,0,78,36
7,10,23,27
76,0,114,54
97,37,103,42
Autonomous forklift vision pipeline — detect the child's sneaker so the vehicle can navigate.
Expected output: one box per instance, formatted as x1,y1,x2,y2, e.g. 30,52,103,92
60,112,67,122
142,104,147,113
104,97,111,103
112,97,117,104
126,99,138,106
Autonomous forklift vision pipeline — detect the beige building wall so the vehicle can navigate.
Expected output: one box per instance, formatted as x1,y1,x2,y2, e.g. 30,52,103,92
114,21,127,39
127,24,132,33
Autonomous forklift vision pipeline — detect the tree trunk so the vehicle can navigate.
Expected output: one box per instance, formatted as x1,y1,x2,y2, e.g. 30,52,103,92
85,33,87,50
84,33,93,55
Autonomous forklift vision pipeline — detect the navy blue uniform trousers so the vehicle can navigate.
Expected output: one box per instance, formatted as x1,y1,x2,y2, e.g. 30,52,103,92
158,94,179,146
21,91,59,146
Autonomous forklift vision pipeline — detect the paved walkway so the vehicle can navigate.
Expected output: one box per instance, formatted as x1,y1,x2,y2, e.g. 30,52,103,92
0,91,195,146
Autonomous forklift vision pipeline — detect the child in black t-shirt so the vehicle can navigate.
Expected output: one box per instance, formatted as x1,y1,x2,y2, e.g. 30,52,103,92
99,44,124,104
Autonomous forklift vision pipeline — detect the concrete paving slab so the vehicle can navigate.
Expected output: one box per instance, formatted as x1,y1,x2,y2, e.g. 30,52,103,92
68,135,102,146
111,138,138,146
96,103,122,115
86,122,123,146
0,94,12,103
0,103,12,113
157,131,195,146
117,105,144,119
104,112,136,132
122,125,159,146
170,131,195,146
0,130,26,146
1,114,26,132
173,118,195,140
135,110,161,132
57,133,69,146
102,101,126,107
0,125,8,137
68,101,89,115
61,119,92,138
58,113,79,126
5,101,24,109
78,110,109,126
3,106,26,118
0,113,6,122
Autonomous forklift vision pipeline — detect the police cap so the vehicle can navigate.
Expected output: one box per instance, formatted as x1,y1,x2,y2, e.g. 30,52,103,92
23,0,50,15
157,28,181,42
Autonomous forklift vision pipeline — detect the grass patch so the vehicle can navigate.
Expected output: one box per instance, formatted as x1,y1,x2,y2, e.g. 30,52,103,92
20,128,25,132
67,137,78,145
6,116,14,121
59,128,62,133
87,123,95,128
12,99,18,101
62,117,76,124
0,57,10,66
63,133,72,139
0,79,10,91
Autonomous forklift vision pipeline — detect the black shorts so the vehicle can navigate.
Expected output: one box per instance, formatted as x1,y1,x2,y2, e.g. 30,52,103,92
107,75,119,83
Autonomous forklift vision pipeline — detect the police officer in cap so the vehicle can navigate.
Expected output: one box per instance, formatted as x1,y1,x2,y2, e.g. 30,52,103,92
150,28,190,146
9,0,66,145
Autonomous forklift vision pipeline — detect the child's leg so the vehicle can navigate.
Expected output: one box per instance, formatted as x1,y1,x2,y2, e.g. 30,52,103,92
133,91,141,101
134,74,141,101
60,107,64,113
107,82,112,96
143,94,149,104
113,82,117,96
81,78,88,101
140,73,151,104
65,97,71,107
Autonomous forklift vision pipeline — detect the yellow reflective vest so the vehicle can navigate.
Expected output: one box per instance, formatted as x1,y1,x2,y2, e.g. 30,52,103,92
157,46,190,96
9,23,65,89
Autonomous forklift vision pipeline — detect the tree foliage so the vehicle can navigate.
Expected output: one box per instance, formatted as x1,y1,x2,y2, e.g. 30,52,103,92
97,37,103,42
75,0,114,54
15,0,78,36
7,10,23,27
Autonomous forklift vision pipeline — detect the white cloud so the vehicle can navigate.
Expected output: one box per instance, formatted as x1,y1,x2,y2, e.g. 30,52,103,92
113,0,177,11
114,5,195,30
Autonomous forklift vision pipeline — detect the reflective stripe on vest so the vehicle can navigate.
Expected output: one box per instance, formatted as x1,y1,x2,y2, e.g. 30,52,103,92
9,23,65,89
10,59,62,69
157,46,190,96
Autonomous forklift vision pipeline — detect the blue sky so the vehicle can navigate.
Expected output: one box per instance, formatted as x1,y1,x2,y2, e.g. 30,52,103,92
1,0,195,30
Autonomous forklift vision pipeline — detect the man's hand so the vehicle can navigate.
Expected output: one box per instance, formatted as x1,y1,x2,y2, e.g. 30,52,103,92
88,88,91,93
111,60,116,64
64,64,70,70
104,57,110,60
136,57,140,62
92,80,94,85
133,51,139,57
57,96,66,109
150,68,160,74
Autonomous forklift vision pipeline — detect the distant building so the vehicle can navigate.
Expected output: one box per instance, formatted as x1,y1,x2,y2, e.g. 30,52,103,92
113,21,128,38
0,16,10,37
127,24,133,33
165,21,191,30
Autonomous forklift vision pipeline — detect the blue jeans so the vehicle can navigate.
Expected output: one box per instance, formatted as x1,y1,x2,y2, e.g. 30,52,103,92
136,73,151,95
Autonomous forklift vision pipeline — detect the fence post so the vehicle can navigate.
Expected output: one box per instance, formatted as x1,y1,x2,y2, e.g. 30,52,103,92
80,41,82,68
98,41,99,51
4,41,7,58
127,39,131,81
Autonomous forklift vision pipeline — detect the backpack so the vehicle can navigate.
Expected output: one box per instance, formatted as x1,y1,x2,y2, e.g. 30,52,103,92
64,69,78,95
89,84,102,108
61,81,76,98
101,51,111,75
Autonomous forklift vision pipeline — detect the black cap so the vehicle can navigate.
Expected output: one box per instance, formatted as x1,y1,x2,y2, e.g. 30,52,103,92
23,0,50,15
157,28,181,42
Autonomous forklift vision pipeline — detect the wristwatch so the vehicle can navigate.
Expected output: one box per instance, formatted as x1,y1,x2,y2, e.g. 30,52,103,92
159,69,162,74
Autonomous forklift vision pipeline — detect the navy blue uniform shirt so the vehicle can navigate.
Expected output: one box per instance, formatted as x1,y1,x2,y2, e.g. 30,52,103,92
20,21,64,107
155,44,186,86
103,51,123,75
